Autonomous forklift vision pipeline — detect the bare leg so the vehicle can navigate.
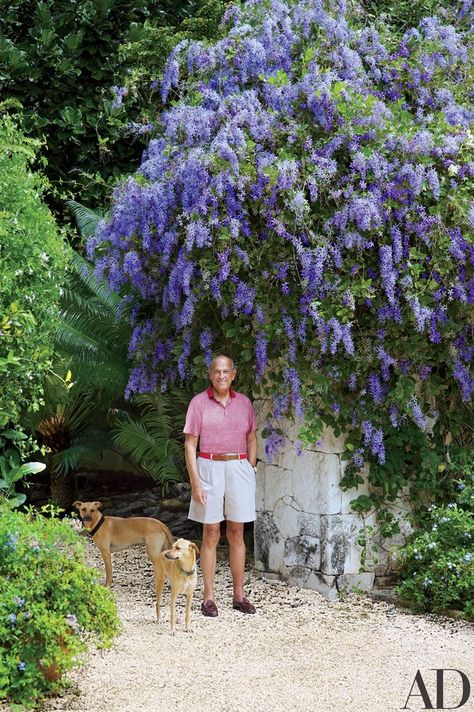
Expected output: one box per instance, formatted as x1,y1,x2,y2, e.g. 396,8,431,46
226,521,245,601
200,522,221,602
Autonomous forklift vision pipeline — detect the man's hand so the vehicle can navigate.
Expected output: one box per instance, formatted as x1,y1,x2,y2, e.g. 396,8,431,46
191,485,206,505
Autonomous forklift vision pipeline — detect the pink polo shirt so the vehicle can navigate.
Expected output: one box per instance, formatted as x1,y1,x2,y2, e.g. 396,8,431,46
183,387,257,453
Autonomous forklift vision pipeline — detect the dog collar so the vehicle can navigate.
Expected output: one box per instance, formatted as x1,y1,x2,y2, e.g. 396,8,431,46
177,562,196,577
84,513,105,537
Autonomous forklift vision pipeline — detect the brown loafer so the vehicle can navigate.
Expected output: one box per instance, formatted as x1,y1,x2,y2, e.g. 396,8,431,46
232,597,256,614
201,599,218,617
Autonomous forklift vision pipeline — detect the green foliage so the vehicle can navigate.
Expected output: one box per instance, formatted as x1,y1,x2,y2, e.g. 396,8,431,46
0,115,67,429
0,0,227,213
0,504,119,707
56,249,131,401
118,0,227,97
113,392,189,492
395,451,474,617
0,427,45,508
354,0,455,32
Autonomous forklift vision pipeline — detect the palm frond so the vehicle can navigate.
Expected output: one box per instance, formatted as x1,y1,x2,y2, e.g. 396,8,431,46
112,395,186,490
51,444,98,476
66,251,122,312
66,200,106,238
113,418,165,463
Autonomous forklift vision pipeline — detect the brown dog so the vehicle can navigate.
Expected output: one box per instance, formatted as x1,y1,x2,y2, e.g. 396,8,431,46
73,500,173,587
155,538,199,633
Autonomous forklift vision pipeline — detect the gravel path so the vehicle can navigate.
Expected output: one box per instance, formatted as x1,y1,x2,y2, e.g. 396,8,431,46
36,539,474,712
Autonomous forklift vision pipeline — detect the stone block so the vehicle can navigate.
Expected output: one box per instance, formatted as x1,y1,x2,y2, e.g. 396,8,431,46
305,571,339,600
284,536,321,569
336,572,375,593
254,511,284,573
263,466,291,511
292,451,341,514
273,499,301,539
286,565,310,587
255,463,265,511
297,512,321,539
320,514,365,575
276,445,296,471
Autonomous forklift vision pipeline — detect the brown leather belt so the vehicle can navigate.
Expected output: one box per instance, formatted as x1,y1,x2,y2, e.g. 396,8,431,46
198,452,247,461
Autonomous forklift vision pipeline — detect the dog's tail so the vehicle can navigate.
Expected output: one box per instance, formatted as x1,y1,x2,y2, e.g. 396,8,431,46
161,521,175,548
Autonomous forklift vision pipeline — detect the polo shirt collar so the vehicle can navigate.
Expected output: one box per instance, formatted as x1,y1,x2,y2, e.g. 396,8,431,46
207,386,236,399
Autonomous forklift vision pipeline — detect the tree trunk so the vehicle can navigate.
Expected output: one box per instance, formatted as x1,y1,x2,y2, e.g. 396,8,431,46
49,470,75,510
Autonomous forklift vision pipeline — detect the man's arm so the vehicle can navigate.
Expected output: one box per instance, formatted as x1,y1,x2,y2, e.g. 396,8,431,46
246,431,257,467
184,433,206,504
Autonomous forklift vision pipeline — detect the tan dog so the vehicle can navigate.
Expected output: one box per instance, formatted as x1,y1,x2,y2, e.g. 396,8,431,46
155,538,199,633
73,500,173,587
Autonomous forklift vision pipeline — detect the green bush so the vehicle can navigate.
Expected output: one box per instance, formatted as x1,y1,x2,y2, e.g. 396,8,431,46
0,504,119,707
0,114,67,428
396,456,474,618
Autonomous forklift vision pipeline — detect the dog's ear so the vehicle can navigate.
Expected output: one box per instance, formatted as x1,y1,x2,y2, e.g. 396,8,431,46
93,501,103,510
191,542,200,555
72,501,83,510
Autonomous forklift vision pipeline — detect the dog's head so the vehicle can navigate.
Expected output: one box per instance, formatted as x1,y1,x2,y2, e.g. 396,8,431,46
164,538,199,562
73,500,103,528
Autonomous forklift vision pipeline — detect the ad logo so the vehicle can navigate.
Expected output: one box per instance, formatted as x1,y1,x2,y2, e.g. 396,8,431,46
402,669,471,710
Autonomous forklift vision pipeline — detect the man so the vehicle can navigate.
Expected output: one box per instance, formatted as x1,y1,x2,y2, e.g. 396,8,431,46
183,354,258,616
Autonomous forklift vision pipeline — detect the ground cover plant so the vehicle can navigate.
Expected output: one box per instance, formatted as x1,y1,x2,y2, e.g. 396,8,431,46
0,504,119,708
88,0,474,529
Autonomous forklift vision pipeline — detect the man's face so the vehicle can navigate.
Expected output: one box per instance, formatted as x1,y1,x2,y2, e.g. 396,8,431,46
209,357,236,393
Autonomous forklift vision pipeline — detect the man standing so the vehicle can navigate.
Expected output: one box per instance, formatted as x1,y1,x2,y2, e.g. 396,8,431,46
184,354,257,616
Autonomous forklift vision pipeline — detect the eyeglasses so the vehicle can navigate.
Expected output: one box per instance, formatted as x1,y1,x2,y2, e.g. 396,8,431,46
210,369,234,375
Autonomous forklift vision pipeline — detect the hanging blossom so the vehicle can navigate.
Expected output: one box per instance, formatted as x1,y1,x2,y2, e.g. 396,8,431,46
89,0,473,465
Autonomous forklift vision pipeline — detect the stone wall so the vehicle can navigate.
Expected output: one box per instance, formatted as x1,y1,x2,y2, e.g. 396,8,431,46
253,410,412,599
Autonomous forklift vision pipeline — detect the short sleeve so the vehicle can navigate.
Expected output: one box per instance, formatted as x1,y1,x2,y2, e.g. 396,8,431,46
248,399,257,433
183,396,202,436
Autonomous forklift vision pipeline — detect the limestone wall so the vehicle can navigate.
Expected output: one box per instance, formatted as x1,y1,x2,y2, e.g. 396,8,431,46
253,410,412,599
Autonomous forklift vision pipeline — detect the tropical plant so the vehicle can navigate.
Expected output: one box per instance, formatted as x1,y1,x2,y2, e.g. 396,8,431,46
87,0,474,530
0,429,46,508
56,242,131,402
113,392,189,492
28,370,106,508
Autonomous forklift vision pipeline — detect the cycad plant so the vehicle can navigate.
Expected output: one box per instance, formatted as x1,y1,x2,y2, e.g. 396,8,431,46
113,392,189,494
28,370,107,508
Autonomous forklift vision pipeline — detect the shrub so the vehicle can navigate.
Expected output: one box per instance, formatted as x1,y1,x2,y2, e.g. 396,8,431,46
87,0,474,518
395,453,474,617
0,114,67,428
0,504,119,707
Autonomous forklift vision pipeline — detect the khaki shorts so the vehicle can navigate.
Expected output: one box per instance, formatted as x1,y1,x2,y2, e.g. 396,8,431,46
188,457,256,524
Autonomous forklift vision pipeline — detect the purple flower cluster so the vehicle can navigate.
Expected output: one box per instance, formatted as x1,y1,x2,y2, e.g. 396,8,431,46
90,0,473,463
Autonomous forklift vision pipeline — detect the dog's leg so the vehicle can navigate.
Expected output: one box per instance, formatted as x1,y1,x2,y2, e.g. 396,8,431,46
99,547,113,586
185,590,193,632
169,590,178,635
154,563,165,623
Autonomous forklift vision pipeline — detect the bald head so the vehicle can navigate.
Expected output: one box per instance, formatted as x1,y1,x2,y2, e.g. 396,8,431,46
209,354,235,372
